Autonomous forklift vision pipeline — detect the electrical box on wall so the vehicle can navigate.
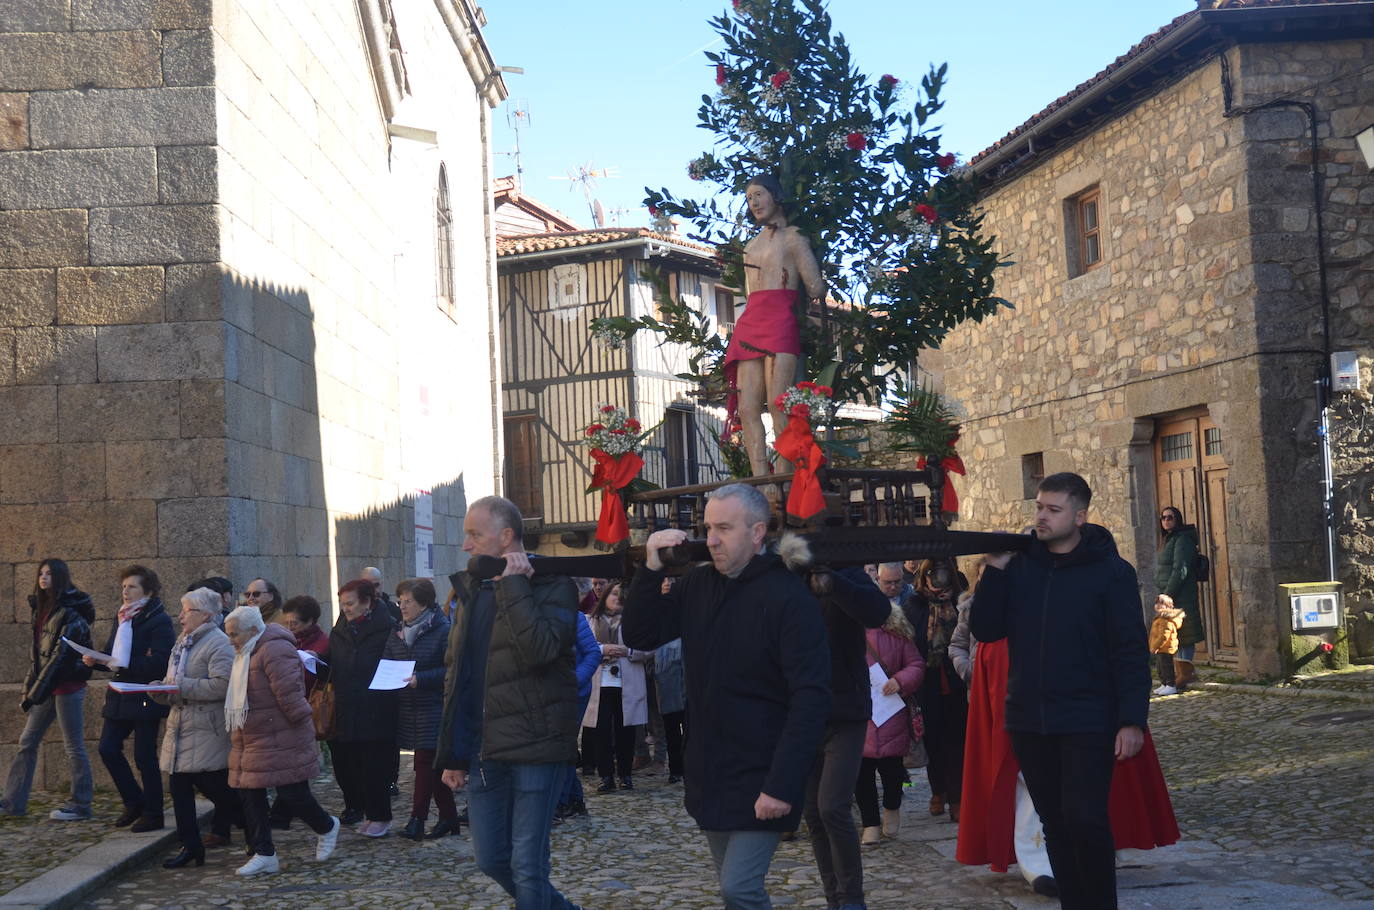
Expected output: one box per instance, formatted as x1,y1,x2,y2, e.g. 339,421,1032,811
1291,591,1342,631
1331,351,1361,392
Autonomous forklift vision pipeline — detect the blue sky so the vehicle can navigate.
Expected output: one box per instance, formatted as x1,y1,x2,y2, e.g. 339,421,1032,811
482,0,1195,229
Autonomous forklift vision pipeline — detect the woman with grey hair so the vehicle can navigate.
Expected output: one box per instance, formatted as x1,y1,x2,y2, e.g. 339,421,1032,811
224,606,339,876
156,588,239,868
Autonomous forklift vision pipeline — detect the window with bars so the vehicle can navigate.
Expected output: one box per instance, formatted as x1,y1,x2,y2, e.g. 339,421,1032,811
1204,427,1222,456
435,165,455,315
1160,432,1193,462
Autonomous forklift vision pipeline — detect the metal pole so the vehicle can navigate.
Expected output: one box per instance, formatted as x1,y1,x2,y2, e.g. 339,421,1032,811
1317,376,1337,582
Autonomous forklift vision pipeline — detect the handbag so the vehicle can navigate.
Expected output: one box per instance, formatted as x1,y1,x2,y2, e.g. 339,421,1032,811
866,640,928,768
308,681,335,741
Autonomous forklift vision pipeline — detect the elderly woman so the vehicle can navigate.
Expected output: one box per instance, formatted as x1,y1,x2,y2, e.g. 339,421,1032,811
156,588,238,868
382,579,458,840
267,594,331,833
324,579,398,837
84,564,174,831
224,606,340,876
584,582,652,793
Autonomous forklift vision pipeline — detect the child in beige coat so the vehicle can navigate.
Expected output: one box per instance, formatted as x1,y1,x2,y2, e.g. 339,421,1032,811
1148,595,1186,696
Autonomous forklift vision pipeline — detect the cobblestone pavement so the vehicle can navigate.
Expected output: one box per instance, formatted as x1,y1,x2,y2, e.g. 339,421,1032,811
16,686,1373,909
0,787,127,894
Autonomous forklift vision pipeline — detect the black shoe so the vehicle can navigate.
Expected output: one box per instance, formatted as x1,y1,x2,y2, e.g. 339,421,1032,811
668,774,681,784
162,848,205,869
399,817,425,841
130,815,164,833
567,799,588,817
426,817,461,839
457,807,469,825
619,776,633,791
554,802,569,819
390,782,400,798
1031,876,1059,898
113,805,142,827
596,777,616,793
340,808,365,825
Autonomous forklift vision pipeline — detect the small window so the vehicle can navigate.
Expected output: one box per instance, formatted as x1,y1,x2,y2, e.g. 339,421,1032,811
664,407,699,488
1021,452,1045,500
1066,186,1103,277
503,415,542,519
1204,427,1222,456
715,288,737,328
436,165,455,315
1161,432,1193,463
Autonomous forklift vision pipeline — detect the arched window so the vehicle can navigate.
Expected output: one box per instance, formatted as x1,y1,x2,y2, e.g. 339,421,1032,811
436,165,455,314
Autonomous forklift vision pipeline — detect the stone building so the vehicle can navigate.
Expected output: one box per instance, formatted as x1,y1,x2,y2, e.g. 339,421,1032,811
945,0,1374,677
0,0,508,786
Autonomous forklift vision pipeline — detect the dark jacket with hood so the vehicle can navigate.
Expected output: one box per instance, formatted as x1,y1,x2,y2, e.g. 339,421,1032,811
814,567,890,723
970,524,1150,735
623,552,831,832
323,605,398,743
1155,525,1204,647
435,564,580,771
98,598,174,722
23,588,95,709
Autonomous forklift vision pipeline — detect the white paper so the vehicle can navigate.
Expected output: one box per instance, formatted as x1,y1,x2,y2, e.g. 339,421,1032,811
368,659,415,690
297,651,327,674
61,636,116,664
869,662,906,727
108,680,179,694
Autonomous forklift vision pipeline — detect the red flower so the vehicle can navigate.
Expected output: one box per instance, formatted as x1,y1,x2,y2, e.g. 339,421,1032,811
601,405,616,413
879,74,899,88
936,152,956,174
845,131,866,151
770,69,791,89
626,418,641,430
586,424,604,435
798,381,815,390
914,203,938,224
610,428,626,435
648,205,658,217
1320,642,1335,653
793,403,811,418
773,393,788,411
716,64,726,86
815,385,833,396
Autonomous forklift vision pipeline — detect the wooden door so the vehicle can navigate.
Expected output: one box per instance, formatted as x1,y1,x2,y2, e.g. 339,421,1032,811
1153,412,1237,664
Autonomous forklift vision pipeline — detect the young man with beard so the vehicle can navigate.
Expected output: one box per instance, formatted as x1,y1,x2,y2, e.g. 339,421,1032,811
971,472,1150,910
623,483,830,910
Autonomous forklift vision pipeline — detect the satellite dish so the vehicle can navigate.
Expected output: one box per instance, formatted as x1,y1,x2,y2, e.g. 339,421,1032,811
593,199,606,229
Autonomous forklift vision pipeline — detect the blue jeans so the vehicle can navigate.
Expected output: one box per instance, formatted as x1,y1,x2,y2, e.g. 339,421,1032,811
467,757,583,910
1177,644,1196,662
4,689,93,815
704,830,783,910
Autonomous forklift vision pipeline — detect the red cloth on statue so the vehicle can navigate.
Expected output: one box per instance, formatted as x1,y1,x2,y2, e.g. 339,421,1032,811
771,414,826,520
722,289,801,439
956,639,1179,873
590,450,643,545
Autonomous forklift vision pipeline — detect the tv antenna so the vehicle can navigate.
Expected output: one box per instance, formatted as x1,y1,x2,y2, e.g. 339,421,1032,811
549,163,619,228
502,101,530,189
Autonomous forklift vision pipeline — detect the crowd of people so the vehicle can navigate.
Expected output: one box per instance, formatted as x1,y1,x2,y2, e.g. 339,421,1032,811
3,478,1195,910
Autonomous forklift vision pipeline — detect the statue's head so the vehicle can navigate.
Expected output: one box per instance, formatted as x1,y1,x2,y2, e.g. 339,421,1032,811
744,174,787,225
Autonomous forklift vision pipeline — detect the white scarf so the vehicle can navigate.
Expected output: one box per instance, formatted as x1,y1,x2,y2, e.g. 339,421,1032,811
225,628,265,731
110,597,149,669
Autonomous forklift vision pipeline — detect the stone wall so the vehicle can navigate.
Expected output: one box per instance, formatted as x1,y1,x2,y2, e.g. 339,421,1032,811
943,39,1374,678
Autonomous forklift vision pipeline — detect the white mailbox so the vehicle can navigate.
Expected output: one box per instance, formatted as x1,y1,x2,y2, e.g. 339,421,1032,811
1291,592,1342,631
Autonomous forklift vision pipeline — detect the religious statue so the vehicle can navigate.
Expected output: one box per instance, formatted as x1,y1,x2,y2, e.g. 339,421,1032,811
723,175,825,477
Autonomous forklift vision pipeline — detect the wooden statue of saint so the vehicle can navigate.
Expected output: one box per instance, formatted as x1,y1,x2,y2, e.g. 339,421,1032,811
723,175,825,476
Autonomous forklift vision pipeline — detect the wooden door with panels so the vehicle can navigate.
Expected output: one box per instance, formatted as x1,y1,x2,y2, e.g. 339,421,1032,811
1153,410,1238,664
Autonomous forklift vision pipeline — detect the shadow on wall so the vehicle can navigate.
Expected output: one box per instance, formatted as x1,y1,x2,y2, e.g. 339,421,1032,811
331,475,469,622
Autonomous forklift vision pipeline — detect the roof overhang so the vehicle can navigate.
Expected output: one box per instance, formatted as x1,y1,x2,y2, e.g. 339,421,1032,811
433,0,508,108
498,236,721,272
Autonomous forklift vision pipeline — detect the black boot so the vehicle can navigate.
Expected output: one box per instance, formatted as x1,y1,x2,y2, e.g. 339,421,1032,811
566,799,588,817
596,776,616,793
426,817,461,839
619,775,633,791
399,817,425,841
130,815,164,832
340,807,364,825
162,848,205,869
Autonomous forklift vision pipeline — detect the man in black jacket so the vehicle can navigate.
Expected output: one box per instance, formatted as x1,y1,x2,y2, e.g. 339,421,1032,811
624,484,830,910
436,496,583,910
971,472,1150,910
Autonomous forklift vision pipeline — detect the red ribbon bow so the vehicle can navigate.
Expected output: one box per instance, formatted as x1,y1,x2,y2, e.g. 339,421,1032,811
772,415,826,521
916,450,966,515
590,449,644,545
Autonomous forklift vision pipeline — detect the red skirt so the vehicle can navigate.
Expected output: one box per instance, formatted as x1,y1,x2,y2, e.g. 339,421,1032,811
722,289,801,438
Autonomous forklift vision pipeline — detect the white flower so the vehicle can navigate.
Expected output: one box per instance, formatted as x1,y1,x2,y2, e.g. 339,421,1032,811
592,325,626,351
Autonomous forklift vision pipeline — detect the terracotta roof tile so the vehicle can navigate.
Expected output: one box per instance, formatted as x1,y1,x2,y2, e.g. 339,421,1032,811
497,228,717,257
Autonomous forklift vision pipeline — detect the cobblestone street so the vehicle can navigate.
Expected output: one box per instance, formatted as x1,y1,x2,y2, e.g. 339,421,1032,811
6,686,1367,909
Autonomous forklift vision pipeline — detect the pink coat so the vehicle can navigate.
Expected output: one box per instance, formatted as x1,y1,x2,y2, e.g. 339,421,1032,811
864,627,925,759
228,624,319,789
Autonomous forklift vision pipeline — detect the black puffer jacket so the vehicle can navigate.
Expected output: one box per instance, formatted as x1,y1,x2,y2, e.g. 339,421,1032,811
99,598,174,722
324,607,398,743
816,567,890,723
383,607,451,751
435,567,580,771
23,588,95,709
971,524,1150,735
623,554,831,832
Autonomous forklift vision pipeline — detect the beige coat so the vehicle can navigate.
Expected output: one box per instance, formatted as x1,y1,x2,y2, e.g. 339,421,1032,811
228,624,319,789
158,624,234,774
582,617,651,728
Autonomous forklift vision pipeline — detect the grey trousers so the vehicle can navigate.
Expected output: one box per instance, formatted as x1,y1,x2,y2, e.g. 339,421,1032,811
803,719,868,907
704,829,783,910
4,689,93,816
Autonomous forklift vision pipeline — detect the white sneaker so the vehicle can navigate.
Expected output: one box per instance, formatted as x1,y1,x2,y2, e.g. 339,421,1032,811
316,816,340,860
49,808,91,821
236,852,280,876
1153,685,1178,696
